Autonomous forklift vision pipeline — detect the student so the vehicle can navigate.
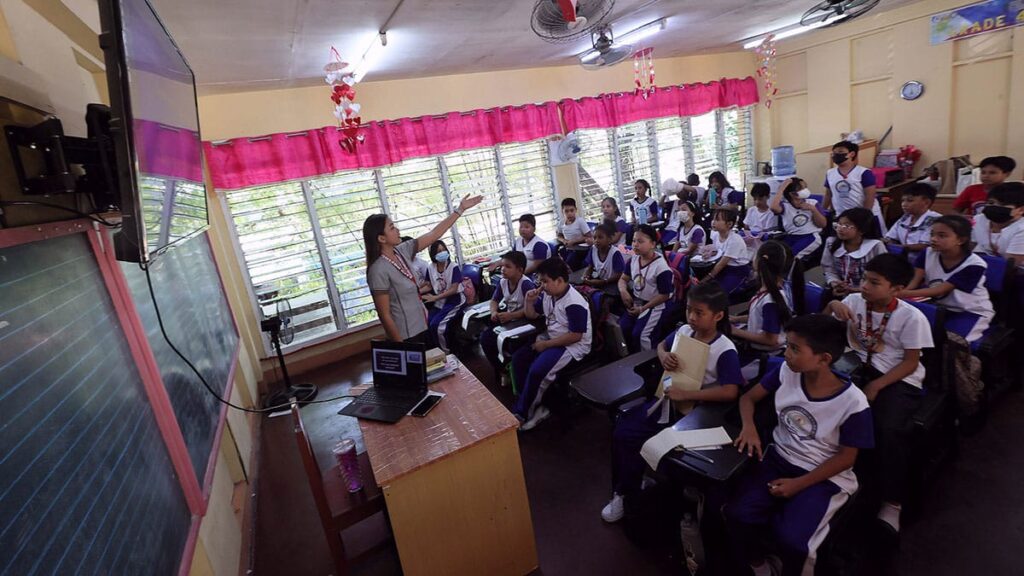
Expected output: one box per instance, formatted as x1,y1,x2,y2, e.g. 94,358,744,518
825,253,934,533
728,314,873,576
903,215,994,344
628,179,659,227
659,178,684,245
731,241,805,362
601,197,631,247
771,177,826,261
821,207,886,302
423,240,466,353
953,156,1016,215
512,257,592,430
581,223,626,301
701,208,752,296
618,224,674,352
744,183,775,233
884,183,941,257
514,213,552,276
602,281,742,522
823,140,887,235
706,171,743,210
556,197,593,269
669,201,706,257
480,251,536,383
972,182,1024,264
684,173,707,206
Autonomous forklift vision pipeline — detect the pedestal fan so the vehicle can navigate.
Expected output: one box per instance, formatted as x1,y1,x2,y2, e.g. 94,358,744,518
261,298,318,408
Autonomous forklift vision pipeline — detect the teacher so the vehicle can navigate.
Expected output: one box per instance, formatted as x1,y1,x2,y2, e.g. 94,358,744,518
364,194,483,342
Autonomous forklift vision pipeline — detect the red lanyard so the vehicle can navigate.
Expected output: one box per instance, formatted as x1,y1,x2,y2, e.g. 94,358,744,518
859,298,897,365
381,250,416,285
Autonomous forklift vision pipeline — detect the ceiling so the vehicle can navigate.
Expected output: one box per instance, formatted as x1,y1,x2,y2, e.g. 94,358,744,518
147,0,912,93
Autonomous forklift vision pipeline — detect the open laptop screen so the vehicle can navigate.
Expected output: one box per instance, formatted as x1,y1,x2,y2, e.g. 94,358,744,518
370,340,427,388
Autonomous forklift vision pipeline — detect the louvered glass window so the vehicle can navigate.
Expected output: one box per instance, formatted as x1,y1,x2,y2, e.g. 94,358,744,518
443,149,506,261
380,157,454,249
575,129,618,223
615,121,659,201
690,111,722,181
501,140,558,242
653,117,689,187
224,182,335,343
309,171,381,327
168,181,208,244
723,107,755,189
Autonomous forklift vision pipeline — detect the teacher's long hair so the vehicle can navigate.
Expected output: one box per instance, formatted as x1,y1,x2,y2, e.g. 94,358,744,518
363,214,388,267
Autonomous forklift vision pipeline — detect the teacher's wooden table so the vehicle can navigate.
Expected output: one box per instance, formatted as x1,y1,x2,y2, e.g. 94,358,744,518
359,367,538,575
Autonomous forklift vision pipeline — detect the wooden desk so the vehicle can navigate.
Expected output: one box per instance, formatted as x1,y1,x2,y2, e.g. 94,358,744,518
359,368,537,576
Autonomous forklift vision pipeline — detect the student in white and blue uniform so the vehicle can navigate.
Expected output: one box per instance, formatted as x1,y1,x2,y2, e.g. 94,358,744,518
424,240,466,353
601,281,742,523
671,201,706,257
628,179,660,228
823,140,887,235
771,177,826,261
511,258,592,430
728,315,874,576
618,225,674,352
731,242,804,370
512,213,551,277
884,183,941,257
480,251,536,375
903,215,994,345
704,209,752,296
600,197,631,247
580,223,626,308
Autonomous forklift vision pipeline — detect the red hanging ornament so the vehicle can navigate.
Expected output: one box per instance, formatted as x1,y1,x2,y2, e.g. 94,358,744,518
755,35,777,109
325,47,364,152
633,48,655,99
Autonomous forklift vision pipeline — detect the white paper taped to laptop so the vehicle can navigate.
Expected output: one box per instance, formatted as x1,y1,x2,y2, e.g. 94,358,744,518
640,427,732,470
495,323,538,362
460,302,493,330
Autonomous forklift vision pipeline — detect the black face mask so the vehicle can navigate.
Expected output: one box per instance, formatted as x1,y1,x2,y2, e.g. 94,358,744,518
983,205,1014,224
832,153,849,165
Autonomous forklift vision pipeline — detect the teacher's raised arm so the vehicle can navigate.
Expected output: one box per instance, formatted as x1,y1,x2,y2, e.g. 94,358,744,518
415,195,484,252
363,194,483,342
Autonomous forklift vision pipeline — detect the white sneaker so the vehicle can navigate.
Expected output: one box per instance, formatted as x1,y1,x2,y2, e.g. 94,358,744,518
520,405,551,431
601,493,625,523
499,372,511,388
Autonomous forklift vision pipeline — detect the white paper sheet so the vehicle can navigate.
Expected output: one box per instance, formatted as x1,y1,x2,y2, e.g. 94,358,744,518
460,302,493,330
640,426,733,470
496,324,538,362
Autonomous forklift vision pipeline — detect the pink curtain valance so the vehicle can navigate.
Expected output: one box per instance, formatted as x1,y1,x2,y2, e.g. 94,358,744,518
558,76,759,132
203,102,563,190
135,119,204,182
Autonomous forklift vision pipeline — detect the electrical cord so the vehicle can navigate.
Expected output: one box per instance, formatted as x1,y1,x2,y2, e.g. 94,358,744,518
0,200,119,227
139,261,358,414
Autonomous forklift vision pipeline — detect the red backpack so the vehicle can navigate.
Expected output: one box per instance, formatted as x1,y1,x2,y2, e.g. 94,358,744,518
663,251,690,303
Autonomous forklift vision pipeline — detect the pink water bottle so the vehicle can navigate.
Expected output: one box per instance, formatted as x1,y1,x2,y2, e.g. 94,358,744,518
332,438,363,492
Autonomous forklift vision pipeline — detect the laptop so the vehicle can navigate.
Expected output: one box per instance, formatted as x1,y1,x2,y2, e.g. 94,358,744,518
338,340,429,423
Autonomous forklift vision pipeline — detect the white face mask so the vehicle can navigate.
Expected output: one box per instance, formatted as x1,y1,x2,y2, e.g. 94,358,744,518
679,212,691,223
796,189,811,200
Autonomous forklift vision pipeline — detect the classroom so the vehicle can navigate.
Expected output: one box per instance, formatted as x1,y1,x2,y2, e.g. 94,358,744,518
1,0,1022,574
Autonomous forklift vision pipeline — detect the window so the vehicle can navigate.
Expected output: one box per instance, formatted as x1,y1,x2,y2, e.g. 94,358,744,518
222,139,558,350
442,149,506,262
575,129,617,223
615,121,658,201
723,107,755,189
653,117,688,188
309,171,381,328
500,140,557,242
225,182,336,344
689,111,722,181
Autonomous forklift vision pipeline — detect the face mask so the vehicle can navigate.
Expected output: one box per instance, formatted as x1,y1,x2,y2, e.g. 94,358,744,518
435,251,450,262
796,188,811,200
679,212,691,223
983,205,1014,224
832,153,848,165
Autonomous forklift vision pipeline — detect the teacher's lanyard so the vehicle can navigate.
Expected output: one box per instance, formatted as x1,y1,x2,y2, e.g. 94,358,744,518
381,251,416,285
861,298,897,368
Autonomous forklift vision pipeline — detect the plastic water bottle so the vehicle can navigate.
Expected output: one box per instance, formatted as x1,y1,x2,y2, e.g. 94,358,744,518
772,146,796,177
332,437,363,492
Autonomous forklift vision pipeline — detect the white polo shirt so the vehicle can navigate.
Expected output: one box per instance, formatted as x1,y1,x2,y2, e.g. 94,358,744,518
838,294,934,388
533,286,592,360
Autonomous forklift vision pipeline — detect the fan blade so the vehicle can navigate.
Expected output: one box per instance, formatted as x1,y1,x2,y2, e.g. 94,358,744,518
558,0,578,22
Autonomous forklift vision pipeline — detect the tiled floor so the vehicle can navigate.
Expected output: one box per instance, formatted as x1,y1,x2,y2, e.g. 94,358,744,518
253,346,1024,576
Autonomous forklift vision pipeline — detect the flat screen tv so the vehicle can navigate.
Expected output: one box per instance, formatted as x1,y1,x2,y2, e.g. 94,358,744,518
98,0,208,263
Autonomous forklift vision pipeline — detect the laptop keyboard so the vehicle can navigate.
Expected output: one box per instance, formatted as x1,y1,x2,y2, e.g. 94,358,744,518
359,387,423,408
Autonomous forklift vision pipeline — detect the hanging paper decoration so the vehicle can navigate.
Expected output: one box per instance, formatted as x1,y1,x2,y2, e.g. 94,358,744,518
755,35,777,109
324,47,364,153
633,47,656,99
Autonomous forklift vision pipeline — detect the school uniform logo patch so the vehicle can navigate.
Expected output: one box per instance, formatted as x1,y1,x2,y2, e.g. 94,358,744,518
834,180,852,195
792,213,810,228
780,405,818,440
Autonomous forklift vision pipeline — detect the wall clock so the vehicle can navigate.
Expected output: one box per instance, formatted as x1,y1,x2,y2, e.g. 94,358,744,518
900,80,924,101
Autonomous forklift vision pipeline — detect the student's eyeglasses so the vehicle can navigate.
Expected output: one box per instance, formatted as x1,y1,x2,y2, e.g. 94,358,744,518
832,222,854,231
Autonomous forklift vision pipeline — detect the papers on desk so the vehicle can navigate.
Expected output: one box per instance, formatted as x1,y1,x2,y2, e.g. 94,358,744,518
496,323,538,362
461,302,493,330
640,427,733,471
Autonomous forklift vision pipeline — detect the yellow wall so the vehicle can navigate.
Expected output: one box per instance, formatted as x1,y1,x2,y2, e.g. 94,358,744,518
197,51,757,141
0,3,256,575
763,0,1024,194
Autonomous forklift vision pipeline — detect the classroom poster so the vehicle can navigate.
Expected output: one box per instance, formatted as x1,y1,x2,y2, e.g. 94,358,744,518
930,0,1024,44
